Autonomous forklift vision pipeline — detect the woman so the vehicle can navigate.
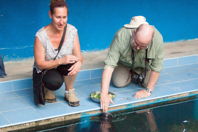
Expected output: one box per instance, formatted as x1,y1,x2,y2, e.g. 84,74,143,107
33,0,83,107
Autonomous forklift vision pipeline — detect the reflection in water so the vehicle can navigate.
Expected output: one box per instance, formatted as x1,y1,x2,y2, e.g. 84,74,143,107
39,98,198,132
39,110,158,132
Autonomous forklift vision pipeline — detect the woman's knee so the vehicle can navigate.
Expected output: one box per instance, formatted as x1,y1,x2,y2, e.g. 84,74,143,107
43,69,64,91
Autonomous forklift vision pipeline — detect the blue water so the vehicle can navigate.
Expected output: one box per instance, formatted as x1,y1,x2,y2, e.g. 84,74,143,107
0,0,198,60
38,98,198,132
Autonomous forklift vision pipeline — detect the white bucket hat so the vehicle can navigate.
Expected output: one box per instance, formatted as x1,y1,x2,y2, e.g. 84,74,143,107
124,16,149,29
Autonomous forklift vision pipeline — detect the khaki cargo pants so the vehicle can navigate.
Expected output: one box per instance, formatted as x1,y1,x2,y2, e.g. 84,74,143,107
112,65,151,88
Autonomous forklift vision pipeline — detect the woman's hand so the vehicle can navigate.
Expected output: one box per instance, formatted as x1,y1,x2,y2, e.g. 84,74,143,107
68,61,82,75
59,55,79,65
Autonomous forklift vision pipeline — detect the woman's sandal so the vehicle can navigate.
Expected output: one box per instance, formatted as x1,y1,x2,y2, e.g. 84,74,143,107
45,98,57,103
64,97,79,107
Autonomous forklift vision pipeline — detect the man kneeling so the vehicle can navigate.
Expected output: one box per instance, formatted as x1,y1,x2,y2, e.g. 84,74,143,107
100,16,164,112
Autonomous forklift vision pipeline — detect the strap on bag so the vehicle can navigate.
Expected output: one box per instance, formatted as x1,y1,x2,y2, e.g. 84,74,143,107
42,25,67,74
53,25,67,60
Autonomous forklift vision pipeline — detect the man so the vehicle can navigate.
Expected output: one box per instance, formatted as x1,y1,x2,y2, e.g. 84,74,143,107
100,16,164,112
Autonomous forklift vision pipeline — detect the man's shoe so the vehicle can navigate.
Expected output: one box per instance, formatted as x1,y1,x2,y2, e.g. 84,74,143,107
65,89,80,107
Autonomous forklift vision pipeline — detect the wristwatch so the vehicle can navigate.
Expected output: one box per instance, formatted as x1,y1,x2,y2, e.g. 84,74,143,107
145,88,152,94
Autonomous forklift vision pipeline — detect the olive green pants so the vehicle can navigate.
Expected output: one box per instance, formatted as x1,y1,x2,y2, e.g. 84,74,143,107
112,65,151,88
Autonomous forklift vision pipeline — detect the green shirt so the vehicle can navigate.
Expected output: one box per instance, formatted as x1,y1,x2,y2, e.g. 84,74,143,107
104,27,164,72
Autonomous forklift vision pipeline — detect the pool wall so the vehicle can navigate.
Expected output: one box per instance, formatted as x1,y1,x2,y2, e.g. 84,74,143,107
0,0,198,60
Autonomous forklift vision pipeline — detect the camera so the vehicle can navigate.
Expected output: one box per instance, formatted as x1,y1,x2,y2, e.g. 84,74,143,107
131,72,145,86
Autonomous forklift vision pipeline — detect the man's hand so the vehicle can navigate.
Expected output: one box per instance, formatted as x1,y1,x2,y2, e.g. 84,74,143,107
100,93,114,112
134,89,151,99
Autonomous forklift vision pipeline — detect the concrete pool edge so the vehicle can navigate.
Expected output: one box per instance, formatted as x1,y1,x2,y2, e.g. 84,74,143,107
1,90,197,131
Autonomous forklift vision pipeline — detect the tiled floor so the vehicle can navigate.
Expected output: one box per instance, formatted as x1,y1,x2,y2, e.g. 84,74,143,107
0,56,198,129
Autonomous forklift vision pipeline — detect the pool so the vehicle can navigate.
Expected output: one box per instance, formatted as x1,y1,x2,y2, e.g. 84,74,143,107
15,97,198,132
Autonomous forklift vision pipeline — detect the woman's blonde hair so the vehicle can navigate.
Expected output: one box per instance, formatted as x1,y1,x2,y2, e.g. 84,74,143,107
50,0,68,14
